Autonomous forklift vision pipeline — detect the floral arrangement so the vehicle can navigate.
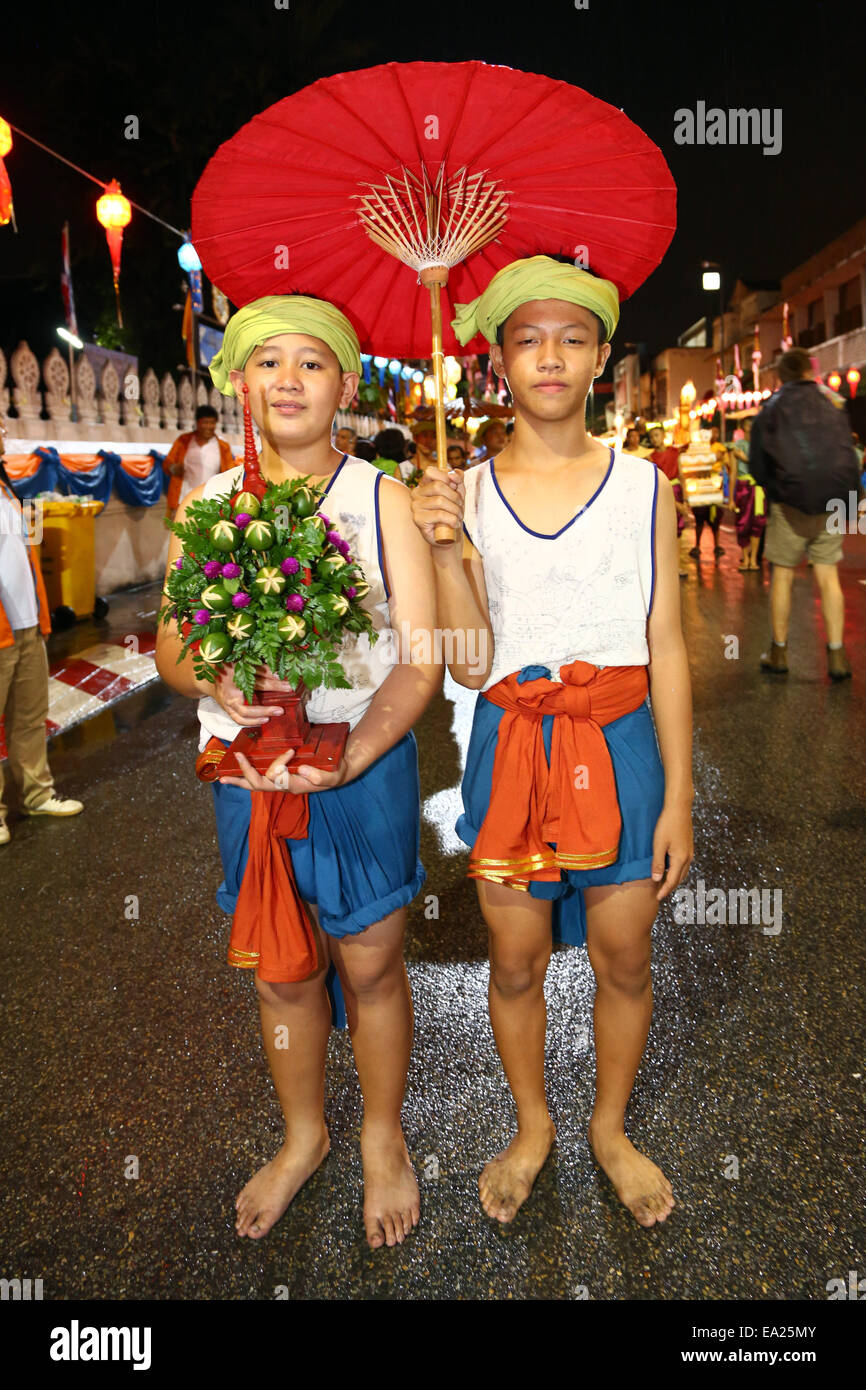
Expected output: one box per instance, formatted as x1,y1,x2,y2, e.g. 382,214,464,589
159,475,377,704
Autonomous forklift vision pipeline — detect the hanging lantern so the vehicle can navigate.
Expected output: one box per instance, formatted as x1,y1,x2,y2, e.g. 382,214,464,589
96,179,132,327
0,158,13,228
827,371,842,392
178,238,201,272
0,118,14,230
847,367,861,399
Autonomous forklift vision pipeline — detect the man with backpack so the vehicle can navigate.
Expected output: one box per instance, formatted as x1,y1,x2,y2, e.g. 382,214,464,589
749,348,861,681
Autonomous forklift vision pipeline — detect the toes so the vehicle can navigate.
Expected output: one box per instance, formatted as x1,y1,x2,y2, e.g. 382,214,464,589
365,1219,385,1249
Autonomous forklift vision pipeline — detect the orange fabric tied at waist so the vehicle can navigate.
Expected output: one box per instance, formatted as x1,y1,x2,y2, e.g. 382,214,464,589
469,661,649,889
197,736,320,982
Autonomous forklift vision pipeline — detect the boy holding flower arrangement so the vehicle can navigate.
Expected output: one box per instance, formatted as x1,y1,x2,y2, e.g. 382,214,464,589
155,295,441,1249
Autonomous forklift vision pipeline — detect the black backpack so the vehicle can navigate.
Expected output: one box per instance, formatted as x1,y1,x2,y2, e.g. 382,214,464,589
755,381,860,514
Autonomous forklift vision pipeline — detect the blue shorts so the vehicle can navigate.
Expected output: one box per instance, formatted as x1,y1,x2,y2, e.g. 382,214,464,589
210,730,426,1026
455,666,666,947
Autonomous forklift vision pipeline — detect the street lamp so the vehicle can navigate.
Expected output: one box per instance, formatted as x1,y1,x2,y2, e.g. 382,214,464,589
57,325,83,422
702,260,725,440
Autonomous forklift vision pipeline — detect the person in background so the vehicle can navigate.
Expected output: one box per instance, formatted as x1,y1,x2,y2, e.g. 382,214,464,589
684,426,726,559
446,439,470,472
163,405,235,520
727,419,766,571
749,347,859,680
409,420,438,471
0,414,83,844
646,425,682,481
371,427,410,482
353,438,377,464
472,417,508,464
623,427,643,455
334,426,357,457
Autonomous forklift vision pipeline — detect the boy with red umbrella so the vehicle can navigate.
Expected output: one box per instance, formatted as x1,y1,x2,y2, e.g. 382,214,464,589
412,255,693,1228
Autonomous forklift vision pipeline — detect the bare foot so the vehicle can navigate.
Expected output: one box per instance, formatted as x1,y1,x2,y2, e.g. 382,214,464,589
479,1119,556,1223
589,1121,674,1227
235,1127,330,1238
361,1127,420,1249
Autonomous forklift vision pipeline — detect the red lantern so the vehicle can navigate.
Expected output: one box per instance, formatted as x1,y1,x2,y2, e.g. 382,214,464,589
847,367,861,399
96,179,132,326
0,118,14,230
827,371,842,392
0,158,13,228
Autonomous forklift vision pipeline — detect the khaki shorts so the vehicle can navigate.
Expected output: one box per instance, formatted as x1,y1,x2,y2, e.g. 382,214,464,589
763,502,843,567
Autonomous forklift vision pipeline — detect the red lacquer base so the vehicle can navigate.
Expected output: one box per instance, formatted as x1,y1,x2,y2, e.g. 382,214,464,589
196,687,348,782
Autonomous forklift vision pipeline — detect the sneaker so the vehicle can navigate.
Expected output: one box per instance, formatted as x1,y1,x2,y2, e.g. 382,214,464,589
827,646,852,681
23,796,84,817
760,641,789,675
0,821,9,846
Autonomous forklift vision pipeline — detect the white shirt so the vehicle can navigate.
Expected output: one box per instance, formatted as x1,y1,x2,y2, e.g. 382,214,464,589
462,449,659,691
179,437,221,503
0,486,40,629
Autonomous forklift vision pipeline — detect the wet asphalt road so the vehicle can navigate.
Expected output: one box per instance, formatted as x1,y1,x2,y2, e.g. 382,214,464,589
1,520,864,1301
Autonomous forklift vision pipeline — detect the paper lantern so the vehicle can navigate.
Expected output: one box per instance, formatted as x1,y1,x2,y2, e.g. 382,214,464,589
0,118,11,159
847,367,860,398
0,158,13,227
96,179,132,326
827,372,842,392
178,239,201,272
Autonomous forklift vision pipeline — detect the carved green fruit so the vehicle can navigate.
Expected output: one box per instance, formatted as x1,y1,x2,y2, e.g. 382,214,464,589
253,566,287,597
245,520,274,550
200,583,232,612
210,519,240,551
199,631,233,665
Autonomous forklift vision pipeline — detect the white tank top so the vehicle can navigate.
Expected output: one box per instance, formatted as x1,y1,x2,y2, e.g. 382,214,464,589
462,449,658,692
195,456,396,750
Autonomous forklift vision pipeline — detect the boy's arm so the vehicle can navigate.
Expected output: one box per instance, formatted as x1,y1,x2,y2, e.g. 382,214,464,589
336,476,444,785
410,466,494,689
646,476,694,899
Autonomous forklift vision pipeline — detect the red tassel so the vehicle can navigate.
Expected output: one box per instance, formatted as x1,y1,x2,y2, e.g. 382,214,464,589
241,384,267,499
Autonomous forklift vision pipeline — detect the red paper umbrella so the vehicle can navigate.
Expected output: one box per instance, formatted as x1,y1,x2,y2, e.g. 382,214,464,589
192,60,676,358
192,61,675,542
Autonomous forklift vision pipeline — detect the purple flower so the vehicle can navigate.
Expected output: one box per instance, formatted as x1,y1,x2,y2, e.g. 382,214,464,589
194,608,210,625
221,561,241,579
174,558,184,570
317,513,330,526
280,556,300,575
285,593,306,613
325,529,342,547
345,586,357,599
231,592,251,608
337,540,351,558
234,512,251,529
203,560,221,578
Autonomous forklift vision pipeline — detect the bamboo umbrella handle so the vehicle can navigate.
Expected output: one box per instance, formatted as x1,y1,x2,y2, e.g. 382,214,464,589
421,266,455,547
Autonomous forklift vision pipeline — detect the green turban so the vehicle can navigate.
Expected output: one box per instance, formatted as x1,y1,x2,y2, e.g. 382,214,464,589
451,256,620,347
209,294,362,396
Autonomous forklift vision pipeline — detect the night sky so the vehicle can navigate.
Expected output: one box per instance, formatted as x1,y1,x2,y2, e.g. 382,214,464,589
3,0,863,376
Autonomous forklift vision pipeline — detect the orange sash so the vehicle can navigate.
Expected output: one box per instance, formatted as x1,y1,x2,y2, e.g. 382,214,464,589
197,736,319,982
469,661,649,889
